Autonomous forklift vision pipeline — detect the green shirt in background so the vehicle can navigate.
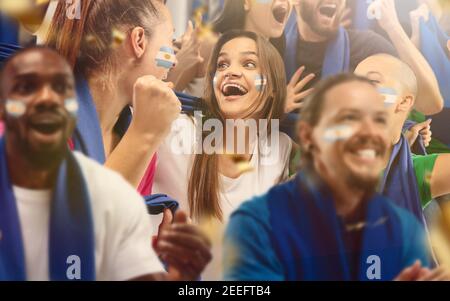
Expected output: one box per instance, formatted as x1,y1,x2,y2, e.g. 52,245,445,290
412,154,438,208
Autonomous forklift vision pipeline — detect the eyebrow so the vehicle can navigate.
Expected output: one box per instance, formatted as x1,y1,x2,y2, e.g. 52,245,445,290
13,72,72,81
218,51,258,58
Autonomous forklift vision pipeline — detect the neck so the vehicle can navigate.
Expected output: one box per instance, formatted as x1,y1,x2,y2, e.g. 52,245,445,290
88,76,130,135
390,116,405,146
244,19,269,40
315,165,366,217
296,13,328,42
5,140,58,190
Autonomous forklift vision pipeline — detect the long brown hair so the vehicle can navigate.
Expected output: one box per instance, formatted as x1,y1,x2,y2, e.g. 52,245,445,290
188,30,286,221
44,0,164,78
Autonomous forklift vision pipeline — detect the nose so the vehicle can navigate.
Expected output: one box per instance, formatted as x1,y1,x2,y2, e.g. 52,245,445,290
224,66,243,79
32,84,63,112
359,117,380,138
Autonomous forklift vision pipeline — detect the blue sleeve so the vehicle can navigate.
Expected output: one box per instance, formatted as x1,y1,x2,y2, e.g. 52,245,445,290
223,196,284,281
398,209,432,269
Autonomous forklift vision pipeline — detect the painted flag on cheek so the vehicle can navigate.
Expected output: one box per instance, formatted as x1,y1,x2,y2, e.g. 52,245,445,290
254,74,267,92
5,99,26,118
378,87,398,107
155,46,176,69
323,125,355,143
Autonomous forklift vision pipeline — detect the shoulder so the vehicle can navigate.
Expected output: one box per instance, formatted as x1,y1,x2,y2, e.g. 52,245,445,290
347,29,397,57
378,195,424,233
231,178,296,224
73,152,145,211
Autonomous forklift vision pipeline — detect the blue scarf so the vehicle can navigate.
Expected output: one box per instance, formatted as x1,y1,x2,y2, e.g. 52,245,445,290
379,135,425,226
0,15,18,45
284,12,350,81
0,139,95,280
72,76,107,163
403,119,427,155
266,170,421,281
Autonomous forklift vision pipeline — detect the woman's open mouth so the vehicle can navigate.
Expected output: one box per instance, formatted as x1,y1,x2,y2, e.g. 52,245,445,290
221,82,249,99
272,5,288,24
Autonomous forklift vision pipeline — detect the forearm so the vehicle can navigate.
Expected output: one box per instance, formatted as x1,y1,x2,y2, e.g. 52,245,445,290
387,24,444,115
104,125,164,188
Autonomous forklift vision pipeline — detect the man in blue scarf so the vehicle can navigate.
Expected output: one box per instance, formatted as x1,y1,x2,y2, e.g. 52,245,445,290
285,0,443,116
223,73,450,281
0,46,211,281
355,54,450,223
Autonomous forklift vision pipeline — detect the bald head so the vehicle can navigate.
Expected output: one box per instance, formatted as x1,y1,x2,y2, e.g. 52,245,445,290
354,54,418,98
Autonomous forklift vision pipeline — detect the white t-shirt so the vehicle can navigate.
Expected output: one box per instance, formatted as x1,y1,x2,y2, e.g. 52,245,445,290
13,152,164,281
152,115,292,280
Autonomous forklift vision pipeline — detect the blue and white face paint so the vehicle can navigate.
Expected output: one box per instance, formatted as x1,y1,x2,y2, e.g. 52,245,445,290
64,98,79,117
323,125,355,143
254,74,267,92
256,0,272,4
378,87,398,107
5,99,26,118
155,46,176,69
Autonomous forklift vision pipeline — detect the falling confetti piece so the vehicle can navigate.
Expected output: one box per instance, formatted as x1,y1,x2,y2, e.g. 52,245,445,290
111,28,126,49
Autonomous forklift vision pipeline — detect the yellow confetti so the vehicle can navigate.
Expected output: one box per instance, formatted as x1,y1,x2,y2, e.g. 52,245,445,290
111,28,126,49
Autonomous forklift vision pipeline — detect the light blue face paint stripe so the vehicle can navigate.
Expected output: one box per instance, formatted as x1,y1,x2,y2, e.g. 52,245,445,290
378,87,398,107
5,99,26,118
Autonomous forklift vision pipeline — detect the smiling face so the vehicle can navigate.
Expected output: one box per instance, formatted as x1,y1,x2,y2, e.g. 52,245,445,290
244,0,292,38
214,37,266,120
300,80,390,190
295,0,346,37
0,48,76,169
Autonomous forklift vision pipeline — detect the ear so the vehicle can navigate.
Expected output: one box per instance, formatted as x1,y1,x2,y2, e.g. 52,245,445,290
297,121,313,152
396,94,415,113
129,27,147,59
244,0,251,12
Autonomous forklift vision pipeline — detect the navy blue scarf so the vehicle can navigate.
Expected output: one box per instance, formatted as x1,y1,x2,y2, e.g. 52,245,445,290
379,135,425,226
0,139,95,280
284,12,350,81
267,170,418,280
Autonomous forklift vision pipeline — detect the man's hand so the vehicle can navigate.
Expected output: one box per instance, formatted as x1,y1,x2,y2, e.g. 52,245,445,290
394,260,426,280
285,66,315,113
405,119,432,148
155,210,212,281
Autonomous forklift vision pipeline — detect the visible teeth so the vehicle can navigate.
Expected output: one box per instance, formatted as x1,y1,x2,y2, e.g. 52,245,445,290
322,4,337,9
357,149,376,159
222,83,247,94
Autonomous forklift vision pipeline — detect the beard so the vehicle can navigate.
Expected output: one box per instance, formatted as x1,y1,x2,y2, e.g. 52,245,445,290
344,169,379,195
298,0,343,38
5,120,69,171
